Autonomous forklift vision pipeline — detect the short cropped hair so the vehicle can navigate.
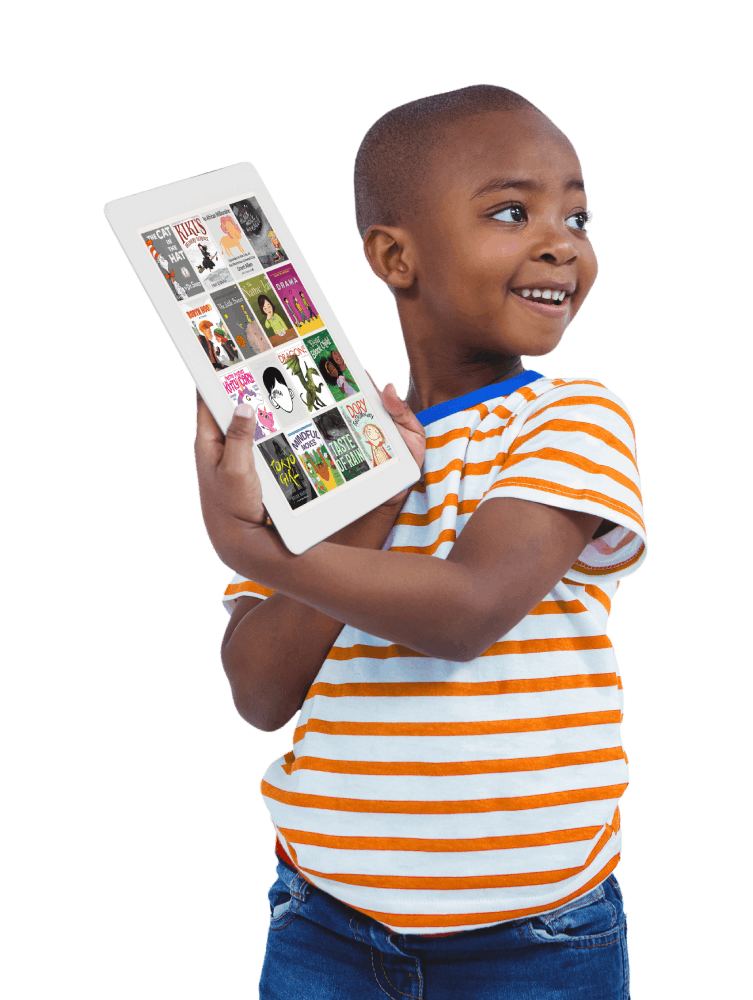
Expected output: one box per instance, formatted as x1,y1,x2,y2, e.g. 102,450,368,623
354,85,544,238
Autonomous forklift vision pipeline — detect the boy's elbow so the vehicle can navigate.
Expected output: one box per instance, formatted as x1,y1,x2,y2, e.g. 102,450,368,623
451,617,510,663
233,698,277,733
433,637,488,663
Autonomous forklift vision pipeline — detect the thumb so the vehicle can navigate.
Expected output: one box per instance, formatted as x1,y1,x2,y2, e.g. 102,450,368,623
384,382,404,406
227,403,256,437
223,403,256,475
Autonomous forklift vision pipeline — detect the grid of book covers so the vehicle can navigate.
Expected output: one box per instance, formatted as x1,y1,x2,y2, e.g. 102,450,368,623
141,195,395,513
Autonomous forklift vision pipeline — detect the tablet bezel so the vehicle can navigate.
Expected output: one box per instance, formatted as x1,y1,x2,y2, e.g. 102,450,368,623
105,162,421,554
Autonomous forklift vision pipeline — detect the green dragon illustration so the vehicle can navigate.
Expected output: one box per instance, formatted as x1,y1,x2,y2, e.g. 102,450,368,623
285,355,327,411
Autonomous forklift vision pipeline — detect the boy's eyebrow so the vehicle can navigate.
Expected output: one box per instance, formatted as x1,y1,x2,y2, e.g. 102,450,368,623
471,177,586,199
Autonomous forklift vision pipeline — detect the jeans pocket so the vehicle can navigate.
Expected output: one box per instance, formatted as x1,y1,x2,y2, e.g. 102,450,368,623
525,882,620,945
267,875,300,928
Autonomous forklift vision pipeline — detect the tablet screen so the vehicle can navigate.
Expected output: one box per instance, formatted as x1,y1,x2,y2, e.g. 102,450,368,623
139,194,396,513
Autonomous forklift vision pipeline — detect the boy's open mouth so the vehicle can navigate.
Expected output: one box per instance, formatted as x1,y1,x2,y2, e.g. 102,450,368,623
511,287,571,314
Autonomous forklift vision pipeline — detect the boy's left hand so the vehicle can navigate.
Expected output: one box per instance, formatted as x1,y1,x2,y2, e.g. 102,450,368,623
195,395,266,562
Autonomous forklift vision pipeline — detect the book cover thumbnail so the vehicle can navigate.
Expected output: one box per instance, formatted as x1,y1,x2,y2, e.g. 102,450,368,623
219,366,279,441
182,298,242,371
229,197,288,269
304,329,360,402
172,216,232,291
276,341,334,414
210,284,272,359
287,423,344,495
267,263,323,336
341,396,395,468
239,274,297,348
312,409,370,482
257,434,317,510
141,226,203,300
201,206,262,278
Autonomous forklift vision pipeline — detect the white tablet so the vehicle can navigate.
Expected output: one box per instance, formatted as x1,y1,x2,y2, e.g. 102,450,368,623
105,162,420,554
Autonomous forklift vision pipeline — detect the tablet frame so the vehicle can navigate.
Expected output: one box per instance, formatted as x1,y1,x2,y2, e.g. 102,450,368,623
105,162,421,554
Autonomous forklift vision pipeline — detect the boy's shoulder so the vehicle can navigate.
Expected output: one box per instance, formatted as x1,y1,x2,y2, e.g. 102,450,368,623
496,374,630,410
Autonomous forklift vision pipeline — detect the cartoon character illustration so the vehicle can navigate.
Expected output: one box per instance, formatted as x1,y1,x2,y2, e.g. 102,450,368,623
305,446,340,493
258,294,290,339
318,352,358,397
268,230,284,263
254,404,277,441
284,354,328,411
146,238,186,299
193,319,237,368
262,368,295,413
293,295,310,325
197,244,217,273
282,292,319,326
282,295,304,326
301,291,319,319
219,216,245,258
362,422,392,465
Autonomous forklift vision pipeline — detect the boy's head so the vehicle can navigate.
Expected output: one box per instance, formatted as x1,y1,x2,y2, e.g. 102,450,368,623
355,85,597,361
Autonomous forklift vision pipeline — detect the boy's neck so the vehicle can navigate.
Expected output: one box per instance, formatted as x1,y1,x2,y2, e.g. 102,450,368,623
404,355,525,414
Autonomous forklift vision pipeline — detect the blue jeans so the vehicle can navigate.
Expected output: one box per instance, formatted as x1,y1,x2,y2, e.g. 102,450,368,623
259,858,630,999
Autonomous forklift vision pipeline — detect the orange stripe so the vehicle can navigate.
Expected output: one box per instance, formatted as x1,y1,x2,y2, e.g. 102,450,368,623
575,543,646,576
353,854,621,928
270,812,616,852
294,710,622,743
304,672,617,701
224,581,275,598
388,480,643,536
407,384,631,480
584,584,612,615
281,746,626,776
425,427,472,450
262,779,627,815
529,599,586,615
488,447,641,511
512,396,638,450
508,419,638,470
394,488,645,554
483,476,641,518
327,634,612,662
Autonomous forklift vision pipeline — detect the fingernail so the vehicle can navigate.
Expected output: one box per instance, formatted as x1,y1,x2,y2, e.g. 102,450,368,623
236,404,255,419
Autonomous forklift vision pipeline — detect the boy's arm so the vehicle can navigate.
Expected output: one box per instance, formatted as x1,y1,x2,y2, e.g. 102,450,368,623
228,525,478,661
221,503,403,732
225,496,601,664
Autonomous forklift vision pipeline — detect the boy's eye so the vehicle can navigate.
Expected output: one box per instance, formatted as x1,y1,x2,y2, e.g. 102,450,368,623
492,205,526,222
566,211,591,231
492,205,594,233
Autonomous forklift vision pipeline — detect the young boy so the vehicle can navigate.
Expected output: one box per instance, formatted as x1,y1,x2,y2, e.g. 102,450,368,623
195,85,646,999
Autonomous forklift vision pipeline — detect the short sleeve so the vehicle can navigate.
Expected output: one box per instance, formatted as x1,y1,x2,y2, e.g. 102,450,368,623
477,381,647,583
222,573,276,614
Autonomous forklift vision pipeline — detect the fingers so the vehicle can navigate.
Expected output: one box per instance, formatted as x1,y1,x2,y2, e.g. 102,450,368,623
195,392,225,469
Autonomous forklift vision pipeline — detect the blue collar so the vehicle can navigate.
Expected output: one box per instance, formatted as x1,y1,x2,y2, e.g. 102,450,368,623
415,370,544,427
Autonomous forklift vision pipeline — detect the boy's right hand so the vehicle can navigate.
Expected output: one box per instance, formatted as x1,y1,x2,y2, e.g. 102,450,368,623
367,375,426,514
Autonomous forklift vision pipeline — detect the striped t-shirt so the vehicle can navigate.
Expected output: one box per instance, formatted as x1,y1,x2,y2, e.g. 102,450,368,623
223,372,647,935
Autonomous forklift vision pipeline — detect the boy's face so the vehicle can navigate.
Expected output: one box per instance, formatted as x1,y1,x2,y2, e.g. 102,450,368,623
406,109,597,359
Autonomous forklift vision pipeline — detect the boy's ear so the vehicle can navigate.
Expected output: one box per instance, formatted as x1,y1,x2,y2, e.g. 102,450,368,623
361,225,408,297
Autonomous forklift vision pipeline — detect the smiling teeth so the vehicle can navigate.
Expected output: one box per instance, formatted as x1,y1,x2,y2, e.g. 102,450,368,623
520,289,567,302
